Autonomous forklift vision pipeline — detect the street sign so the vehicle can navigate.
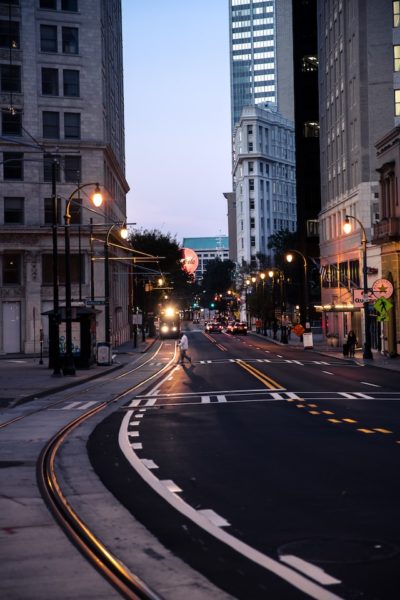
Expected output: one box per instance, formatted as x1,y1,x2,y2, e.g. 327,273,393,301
372,278,393,299
292,324,305,337
85,299,106,306
373,297,393,322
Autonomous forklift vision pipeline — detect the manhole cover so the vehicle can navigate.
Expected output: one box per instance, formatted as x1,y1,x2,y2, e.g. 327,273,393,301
278,538,399,564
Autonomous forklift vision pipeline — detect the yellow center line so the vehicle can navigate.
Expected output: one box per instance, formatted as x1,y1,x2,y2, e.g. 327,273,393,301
327,418,341,424
216,343,228,352
342,418,357,424
309,410,320,415
357,428,376,434
373,428,393,434
322,410,335,415
235,359,284,390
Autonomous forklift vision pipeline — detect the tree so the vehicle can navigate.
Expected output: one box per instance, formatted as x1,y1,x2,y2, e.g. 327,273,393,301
267,229,298,268
200,258,236,309
127,228,198,313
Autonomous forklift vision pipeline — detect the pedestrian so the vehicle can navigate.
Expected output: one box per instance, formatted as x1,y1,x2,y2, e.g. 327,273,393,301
178,332,192,365
255,318,262,333
347,330,357,357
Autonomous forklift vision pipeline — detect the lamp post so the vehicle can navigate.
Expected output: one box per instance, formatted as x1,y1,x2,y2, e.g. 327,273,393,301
286,249,310,331
63,183,103,375
269,268,287,343
104,223,128,348
50,157,62,375
245,278,251,327
343,215,373,360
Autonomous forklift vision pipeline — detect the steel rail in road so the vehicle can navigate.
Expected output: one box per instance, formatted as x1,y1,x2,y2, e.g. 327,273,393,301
36,346,178,600
0,340,168,431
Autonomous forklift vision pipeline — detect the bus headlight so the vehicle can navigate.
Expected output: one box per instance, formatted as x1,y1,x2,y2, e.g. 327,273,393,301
161,325,169,333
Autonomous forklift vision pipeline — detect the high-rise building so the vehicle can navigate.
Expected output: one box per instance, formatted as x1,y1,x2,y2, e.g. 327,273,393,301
317,0,392,350
228,0,294,130
233,105,296,268
0,0,129,356
228,0,295,267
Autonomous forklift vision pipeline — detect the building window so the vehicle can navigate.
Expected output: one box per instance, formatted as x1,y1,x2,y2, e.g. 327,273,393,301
3,152,23,180
349,260,360,288
248,141,253,151
69,197,81,224
40,24,57,52
43,154,61,182
4,197,23,223
43,111,59,138
250,236,256,247
64,155,81,182
42,67,59,95
62,27,78,53
394,1,400,27
42,254,84,285
40,0,56,8
249,179,254,191
61,0,78,10
2,108,21,135
395,90,400,117
303,121,320,137
395,46,400,72
248,161,254,173
301,55,318,72
0,64,21,92
64,112,80,138
0,20,19,49
250,217,255,228
3,254,21,285
44,197,62,225
63,69,79,96
250,199,255,209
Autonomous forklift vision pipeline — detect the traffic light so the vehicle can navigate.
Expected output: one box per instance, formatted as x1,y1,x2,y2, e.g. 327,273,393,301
210,302,215,308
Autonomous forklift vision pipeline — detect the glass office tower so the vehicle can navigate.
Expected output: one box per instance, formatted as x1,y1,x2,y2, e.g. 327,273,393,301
229,0,294,129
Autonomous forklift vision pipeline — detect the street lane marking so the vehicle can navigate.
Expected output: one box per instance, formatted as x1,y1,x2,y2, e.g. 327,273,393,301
374,428,392,434
141,459,158,469
216,395,227,402
201,396,211,403
61,402,82,410
357,429,376,434
355,393,374,399
328,419,341,423
236,359,284,390
322,371,333,375
339,393,358,399
198,509,230,528
128,431,140,437
361,381,381,387
131,443,142,450
280,555,341,586
120,411,345,600
342,418,357,424
161,480,182,493
145,398,157,407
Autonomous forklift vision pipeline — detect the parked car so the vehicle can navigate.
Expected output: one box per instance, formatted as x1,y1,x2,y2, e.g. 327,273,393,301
227,321,247,335
206,321,223,333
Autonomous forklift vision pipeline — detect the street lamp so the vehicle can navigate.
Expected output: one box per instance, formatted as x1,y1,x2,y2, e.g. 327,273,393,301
343,215,373,359
286,249,310,331
50,157,62,376
268,268,288,343
63,183,103,375
104,223,128,351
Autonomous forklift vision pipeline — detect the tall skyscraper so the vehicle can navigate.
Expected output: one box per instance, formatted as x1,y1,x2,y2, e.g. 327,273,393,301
0,0,129,355
317,0,392,349
228,0,294,130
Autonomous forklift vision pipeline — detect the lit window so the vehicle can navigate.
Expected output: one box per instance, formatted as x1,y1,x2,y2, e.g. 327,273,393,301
301,55,318,72
394,1,400,27
394,45,400,71
395,90,400,116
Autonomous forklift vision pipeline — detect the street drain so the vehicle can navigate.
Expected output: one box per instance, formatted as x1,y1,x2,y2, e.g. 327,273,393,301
278,538,399,564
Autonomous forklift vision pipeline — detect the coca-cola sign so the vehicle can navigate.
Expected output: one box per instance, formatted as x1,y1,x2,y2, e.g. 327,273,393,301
180,247,199,275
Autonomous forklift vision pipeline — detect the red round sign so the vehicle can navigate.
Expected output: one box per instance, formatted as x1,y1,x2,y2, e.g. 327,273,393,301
180,247,199,275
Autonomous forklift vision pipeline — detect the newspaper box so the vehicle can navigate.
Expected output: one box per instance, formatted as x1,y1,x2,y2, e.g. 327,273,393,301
303,332,313,349
97,342,112,366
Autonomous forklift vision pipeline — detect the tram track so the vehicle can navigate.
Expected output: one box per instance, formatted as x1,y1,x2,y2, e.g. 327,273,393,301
2,341,178,599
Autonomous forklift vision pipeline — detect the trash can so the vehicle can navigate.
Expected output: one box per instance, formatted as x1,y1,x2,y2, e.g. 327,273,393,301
97,342,112,366
343,343,349,356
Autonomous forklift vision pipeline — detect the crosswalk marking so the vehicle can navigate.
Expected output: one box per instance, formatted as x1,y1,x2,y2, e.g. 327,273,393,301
339,393,358,399
217,395,227,402
201,396,211,403
270,392,284,400
61,400,97,411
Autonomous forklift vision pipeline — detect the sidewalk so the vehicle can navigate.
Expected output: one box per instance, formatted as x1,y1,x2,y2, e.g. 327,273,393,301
0,336,157,408
250,329,400,372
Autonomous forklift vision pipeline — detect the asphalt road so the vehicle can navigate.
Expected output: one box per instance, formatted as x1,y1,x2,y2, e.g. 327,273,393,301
89,330,400,600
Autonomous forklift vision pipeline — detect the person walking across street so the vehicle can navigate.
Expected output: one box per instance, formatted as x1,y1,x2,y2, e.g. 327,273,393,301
346,330,357,357
178,332,192,365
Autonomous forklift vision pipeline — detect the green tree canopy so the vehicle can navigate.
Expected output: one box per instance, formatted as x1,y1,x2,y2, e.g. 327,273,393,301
200,258,236,308
128,228,197,312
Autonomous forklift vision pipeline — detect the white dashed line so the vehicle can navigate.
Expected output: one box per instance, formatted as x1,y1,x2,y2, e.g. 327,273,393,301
322,371,333,375
361,381,381,387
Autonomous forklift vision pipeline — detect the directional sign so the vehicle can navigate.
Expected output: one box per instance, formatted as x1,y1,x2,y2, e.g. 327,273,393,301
85,299,106,306
372,278,393,299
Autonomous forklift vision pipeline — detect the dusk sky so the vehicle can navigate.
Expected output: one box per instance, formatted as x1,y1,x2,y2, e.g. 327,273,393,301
122,1,232,244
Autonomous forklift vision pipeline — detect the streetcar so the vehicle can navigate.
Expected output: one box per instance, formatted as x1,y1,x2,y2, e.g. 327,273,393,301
159,305,181,339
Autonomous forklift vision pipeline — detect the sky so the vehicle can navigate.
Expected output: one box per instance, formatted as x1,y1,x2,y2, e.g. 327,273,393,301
121,1,232,245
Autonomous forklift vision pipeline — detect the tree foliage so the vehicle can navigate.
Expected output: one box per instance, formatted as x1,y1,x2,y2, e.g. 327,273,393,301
267,229,298,268
200,258,236,307
127,228,197,311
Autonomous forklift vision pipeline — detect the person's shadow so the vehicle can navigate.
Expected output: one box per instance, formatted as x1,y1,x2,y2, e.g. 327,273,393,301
180,362,210,392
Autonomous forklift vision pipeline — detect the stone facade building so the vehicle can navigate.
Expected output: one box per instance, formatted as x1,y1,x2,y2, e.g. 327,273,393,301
0,0,129,356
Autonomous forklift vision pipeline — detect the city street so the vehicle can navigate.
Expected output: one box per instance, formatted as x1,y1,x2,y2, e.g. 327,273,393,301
88,329,400,600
